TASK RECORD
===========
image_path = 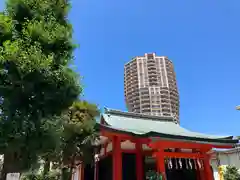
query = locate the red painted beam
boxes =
[151,140,234,150]
[101,129,233,151]
[153,152,205,159]
[149,140,213,151]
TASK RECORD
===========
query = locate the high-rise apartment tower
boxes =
[124,53,180,122]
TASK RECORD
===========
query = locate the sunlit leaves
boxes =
[0,40,53,72]
[0,13,13,42]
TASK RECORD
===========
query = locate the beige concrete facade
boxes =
[210,147,240,180]
[124,53,179,122]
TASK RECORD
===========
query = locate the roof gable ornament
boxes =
[104,108,177,123]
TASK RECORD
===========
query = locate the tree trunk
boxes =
[60,155,76,180]
[0,153,20,180]
[43,158,50,177]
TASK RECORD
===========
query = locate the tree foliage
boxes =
[146,170,162,180]
[61,101,99,165]
[35,101,100,180]
[0,0,81,178]
[224,166,240,180]
[59,101,99,180]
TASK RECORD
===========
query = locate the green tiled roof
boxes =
[99,108,238,146]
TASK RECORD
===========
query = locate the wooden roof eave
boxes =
[99,123,238,149]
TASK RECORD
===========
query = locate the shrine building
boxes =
[75,108,238,180]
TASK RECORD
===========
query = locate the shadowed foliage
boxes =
[224,166,240,180]
[0,0,81,179]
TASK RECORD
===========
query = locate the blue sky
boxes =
[1,0,240,136]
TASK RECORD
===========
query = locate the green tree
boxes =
[146,170,162,180]
[0,0,81,178]
[39,101,99,180]
[60,100,99,180]
[224,166,240,180]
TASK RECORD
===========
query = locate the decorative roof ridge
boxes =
[103,107,178,124]
[211,146,240,154]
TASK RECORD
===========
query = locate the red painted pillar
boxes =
[156,151,166,180]
[199,165,205,180]
[80,164,85,180]
[136,141,143,180]
[104,143,107,156]
[112,136,122,180]
[203,155,213,180]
